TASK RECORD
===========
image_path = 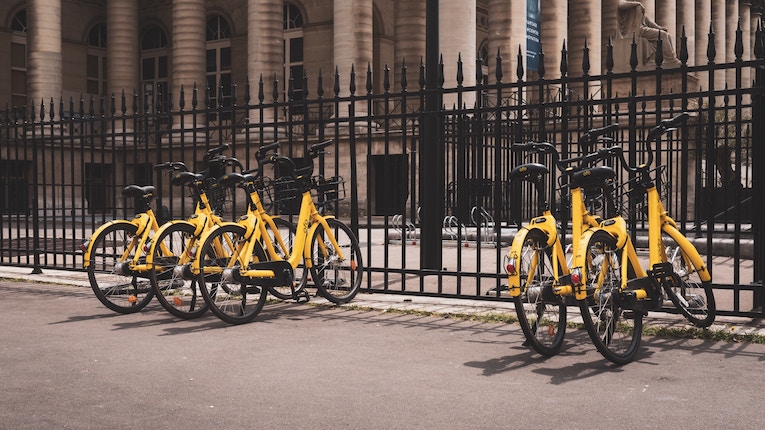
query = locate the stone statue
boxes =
[613,0,681,72]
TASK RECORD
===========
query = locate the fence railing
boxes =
[1,29,763,318]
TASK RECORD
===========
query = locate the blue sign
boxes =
[526,0,541,72]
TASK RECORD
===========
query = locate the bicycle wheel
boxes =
[197,224,268,325]
[266,217,308,300]
[309,218,363,304]
[580,230,643,365]
[86,222,155,314]
[662,234,716,328]
[512,228,567,357]
[149,222,208,319]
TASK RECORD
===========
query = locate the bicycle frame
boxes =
[197,188,340,280]
[580,178,711,299]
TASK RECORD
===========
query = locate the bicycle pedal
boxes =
[294,290,311,303]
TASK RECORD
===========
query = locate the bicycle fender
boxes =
[526,215,558,248]
[239,214,259,240]
[662,225,712,282]
[506,226,532,297]
[598,217,629,249]
[82,219,140,268]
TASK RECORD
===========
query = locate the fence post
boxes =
[752,22,765,310]
[420,0,443,270]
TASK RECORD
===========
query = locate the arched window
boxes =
[10,9,27,107]
[141,25,169,112]
[206,14,232,113]
[87,23,107,95]
[478,39,489,85]
[284,3,304,106]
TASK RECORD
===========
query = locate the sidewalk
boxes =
[1,264,763,338]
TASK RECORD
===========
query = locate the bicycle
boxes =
[506,124,619,356]
[211,141,309,301]
[575,113,716,364]
[81,166,175,314]
[194,140,363,324]
[145,144,242,319]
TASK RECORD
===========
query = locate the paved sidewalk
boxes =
[1,264,763,338]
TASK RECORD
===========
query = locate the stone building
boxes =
[1,1,763,111]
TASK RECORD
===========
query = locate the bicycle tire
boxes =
[149,222,209,319]
[579,230,643,365]
[86,222,155,313]
[266,217,308,300]
[309,218,363,304]
[662,233,716,328]
[512,228,567,357]
[197,224,268,325]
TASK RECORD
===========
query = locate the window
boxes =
[140,25,169,112]
[87,23,107,95]
[10,9,27,108]
[84,163,113,213]
[0,160,29,214]
[284,3,304,111]
[206,15,232,119]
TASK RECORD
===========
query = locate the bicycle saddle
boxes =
[569,165,616,189]
[122,185,155,198]
[509,163,548,182]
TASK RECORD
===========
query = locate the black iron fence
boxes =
[2,27,764,318]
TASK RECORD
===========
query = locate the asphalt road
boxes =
[1,280,764,430]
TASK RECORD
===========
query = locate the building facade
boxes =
[1,0,763,112]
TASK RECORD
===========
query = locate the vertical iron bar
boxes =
[421,0,443,270]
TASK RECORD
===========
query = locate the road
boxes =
[1,280,763,429]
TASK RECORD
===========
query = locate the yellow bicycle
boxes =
[506,124,619,356]
[194,140,363,324]
[146,145,240,319]
[81,163,177,313]
[576,113,715,364]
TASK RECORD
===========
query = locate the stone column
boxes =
[568,0,601,76]
[487,0,524,83]
[725,0,740,87]
[27,0,62,110]
[440,0,476,107]
[393,1,426,92]
[107,0,139,100]
[602,0,619,72]
[712,0,727,89]
[655,1,677,46]
[695,0,711,78]
[172,0,206,116]
[248,0,282,123]
[677,0,695,66]
[334,0,373,106]
[541,0,567,78]
[741,2,752,104]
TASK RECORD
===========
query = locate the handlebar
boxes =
[579,123,619,149]
[154,161,189,172]
[203,144,230,161]
[624,112,689,173]
[308,139,333,156]
[512,124,619,174]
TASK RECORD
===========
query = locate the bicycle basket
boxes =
[618,165,669,220]
[311,175,346,207]
[271,175,301,214]
[204,177,232,214]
